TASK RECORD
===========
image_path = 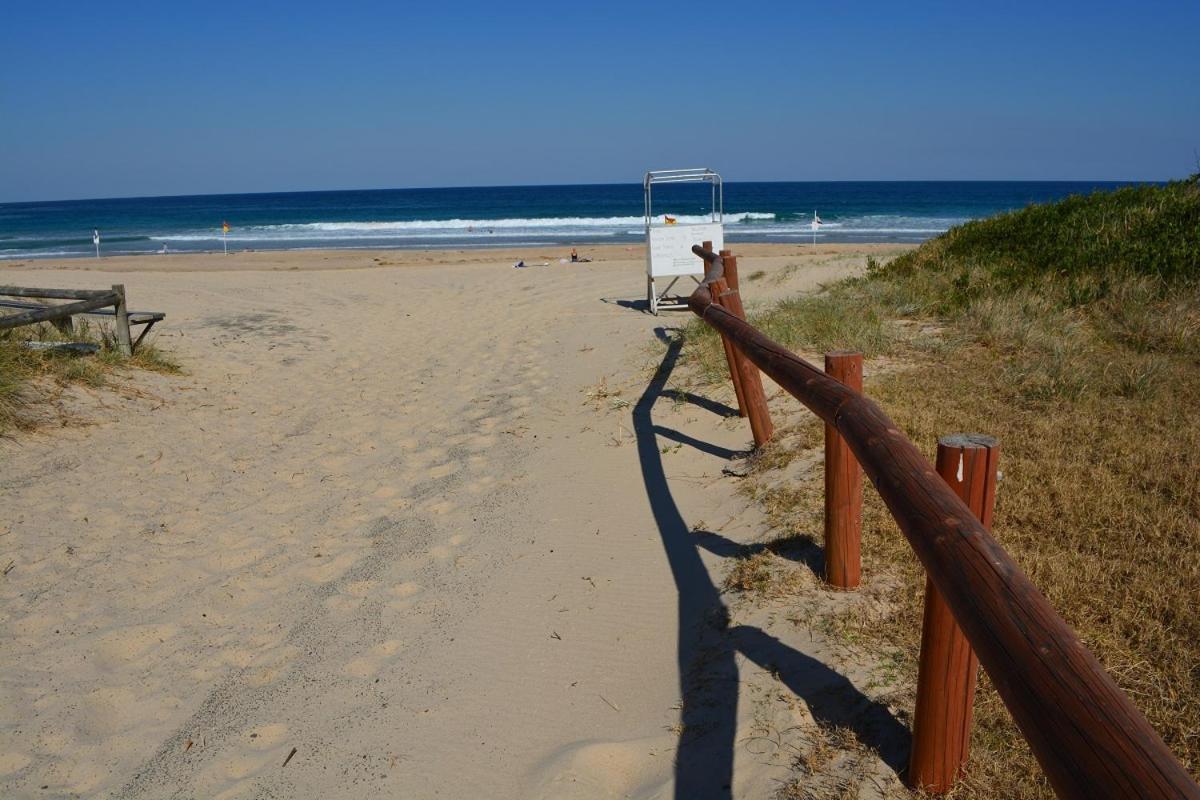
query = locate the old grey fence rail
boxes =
[0,284,157,355]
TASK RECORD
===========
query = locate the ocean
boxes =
[0,181,1146,260]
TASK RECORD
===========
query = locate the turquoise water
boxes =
[0,181,1147,259]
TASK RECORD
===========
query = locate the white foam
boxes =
[155,212,781,242]
[0,250,80,259]
[4,210,970,258]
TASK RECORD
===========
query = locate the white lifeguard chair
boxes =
[644,168,723,314]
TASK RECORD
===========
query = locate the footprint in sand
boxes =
[424,499,456,516]
[323,580,377,612]
[389,581,422,599]
[427,461,461,479]
[386,582,423,613]
[205,543,271,572]
[59,757,110,795]
[93,623,180,670]
[300,550,360,584]
[245,645,301,688]
[243,722,289,750]
[465,434,497,452]
[429,533,468,561]
[0,752,31,776]
[200,750,278,788]
[341,579,377,597]
[464,473,496,493]
[81,685,179,736]
[341,639,404,678]
[418,446,448,465]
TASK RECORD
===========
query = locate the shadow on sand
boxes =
[633,328,908,798]
[600,296,700,316]
[692,530,826,583]
[600,296,653,314]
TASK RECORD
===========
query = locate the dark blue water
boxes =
[0,181,1148,259]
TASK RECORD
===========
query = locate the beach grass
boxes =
[0,319,178,434]
[691,176,1200,797]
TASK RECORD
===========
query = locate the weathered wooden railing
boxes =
[0,285,142,355]
[688,245,1199,798]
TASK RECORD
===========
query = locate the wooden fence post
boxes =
[720,248,738,290]
[51,308,74,336]
[112,284,133,356]
[823,351,863,589]
[908,434,999,792]
[713,255,773,447]
[704,241,747,417]
[717,247,749,418]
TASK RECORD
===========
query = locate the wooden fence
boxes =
[687,244,1199,798]
[0,285,143,355]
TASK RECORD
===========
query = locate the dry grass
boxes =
[855,339,1200,798]
[689,179,1200,796]
[724,551,776,594]
[0,318,178,434]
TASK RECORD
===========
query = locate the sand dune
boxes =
[0,244,910,798]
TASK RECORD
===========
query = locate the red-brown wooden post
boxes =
[705,241,748,417]
[908,434,999,792]
[720,248,738,291]
[823,351,863,589]
[713,262,773,447]
[718,248,749,417]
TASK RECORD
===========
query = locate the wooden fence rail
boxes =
[686,245,1199,799]
[0,285,144,355]
[0,292,119,331]
[0,286,116,301]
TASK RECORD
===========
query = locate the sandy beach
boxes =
[1,244,911,798]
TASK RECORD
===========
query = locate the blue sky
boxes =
[2,0,1197,201]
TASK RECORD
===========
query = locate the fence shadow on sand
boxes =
[632,327,909,799]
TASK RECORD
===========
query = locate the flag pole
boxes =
[94,229,101,259]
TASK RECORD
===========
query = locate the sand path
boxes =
[1,246,906,798]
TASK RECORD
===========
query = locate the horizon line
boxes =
[1,177,1169,207]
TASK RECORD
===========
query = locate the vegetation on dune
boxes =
[0,319,178,434]
[894,174,1200,291]
[683,177,1200,798]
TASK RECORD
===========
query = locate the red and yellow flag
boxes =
[222,221,230,234]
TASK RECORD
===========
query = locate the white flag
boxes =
[93,229,100,245]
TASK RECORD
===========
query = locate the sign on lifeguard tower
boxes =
[644,168,723,314]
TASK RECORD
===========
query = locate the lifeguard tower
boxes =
[644,168,723,314]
